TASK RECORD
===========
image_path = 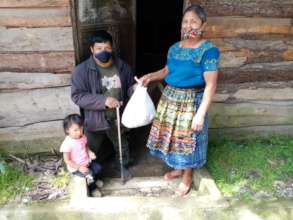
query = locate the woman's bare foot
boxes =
[174,169,192,196]
[164,169,183,181]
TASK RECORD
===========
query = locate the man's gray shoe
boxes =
[91,188,102,197]
[95,179,104,188]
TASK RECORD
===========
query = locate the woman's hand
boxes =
[139,74,152,87]
[191,113,205,132]
[137,66,168,87]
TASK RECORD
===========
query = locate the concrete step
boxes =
[101,176,189,197]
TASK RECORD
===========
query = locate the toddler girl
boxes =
[60,114,102,187]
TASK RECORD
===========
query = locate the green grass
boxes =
[51,168,70,189]
[207,135,293,198]
[0,157,33,205]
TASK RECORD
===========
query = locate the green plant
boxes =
[207,135,293,198]
[0,160,33,204]
[51,168,70,189]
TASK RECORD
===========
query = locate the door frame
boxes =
[70,0,136,66]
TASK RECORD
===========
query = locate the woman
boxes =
[140,4,220,196]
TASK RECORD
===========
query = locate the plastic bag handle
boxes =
[134,76,142,85]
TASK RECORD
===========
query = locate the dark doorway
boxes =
[128,0,184,177]
[136,0,183,76]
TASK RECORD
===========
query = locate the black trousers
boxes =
[85,122,130,166]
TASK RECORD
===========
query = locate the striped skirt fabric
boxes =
[147,85,208,169]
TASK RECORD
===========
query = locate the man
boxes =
[71,30,135,179]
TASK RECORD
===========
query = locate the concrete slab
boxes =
[101,176,183,197]
[68,168,226,213]
[1,197,292,220]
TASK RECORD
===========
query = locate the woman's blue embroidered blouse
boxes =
[165,40,220,88]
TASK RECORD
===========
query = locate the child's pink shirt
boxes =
[60,135,90,172]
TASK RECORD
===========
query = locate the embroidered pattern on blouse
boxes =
[167,41,216,64]
[203,58,219,71]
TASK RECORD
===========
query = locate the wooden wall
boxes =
[186,0,293,137]
[0,0,78,153]
[0,0,292,153]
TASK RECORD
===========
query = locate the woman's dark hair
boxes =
[183,4,207,23]
[63,114,84,134]
[89,30,113,47]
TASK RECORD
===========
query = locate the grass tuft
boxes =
[51,168,70,189]
[0,157,33,205]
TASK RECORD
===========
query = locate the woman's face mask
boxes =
[182,28,203,40]
[94,50,112,63]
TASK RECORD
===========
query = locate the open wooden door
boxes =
[71,0,136,67]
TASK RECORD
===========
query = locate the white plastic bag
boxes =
[122,84,156,128]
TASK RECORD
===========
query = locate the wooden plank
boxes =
[0,0,70,8]
[220,51,248,68]
[0,72,71,90]
[0,8,71,27]
[0,121,64,154]
[220,50,293,68]
[221,38,291,51]
[232,61,293,72]
[186,0,293,18]
[283,49,293,60]
[210,39,236,52]
[0,27,74,52]
[213,38,293,67]
[209,101,293,128]
[0,52,75,73]
[212,35,293,52]
[205,17,292,38]
[214,82,293,103]
[220,61,293,83]
[220,70,293,84]
[0,121,63,142]
[0,87,79,127]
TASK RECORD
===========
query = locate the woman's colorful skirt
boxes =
[147,85,208,169]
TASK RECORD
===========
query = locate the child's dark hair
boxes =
[63,114,84,134]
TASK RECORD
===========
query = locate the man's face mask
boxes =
[94,50,112,63]
[182,28,203,40]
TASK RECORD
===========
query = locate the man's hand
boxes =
[105,97,120,108]
[78,165,89,174]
